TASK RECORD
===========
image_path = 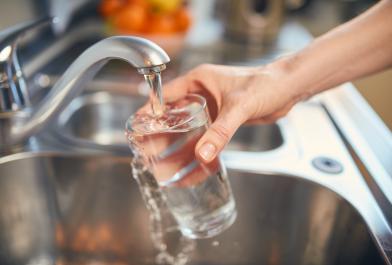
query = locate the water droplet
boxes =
[212,240,220,247]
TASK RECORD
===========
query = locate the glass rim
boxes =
[126,93,208,134]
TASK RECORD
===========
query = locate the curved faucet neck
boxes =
[6,36,170,146]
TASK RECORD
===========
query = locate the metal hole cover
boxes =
[311,156,344,174]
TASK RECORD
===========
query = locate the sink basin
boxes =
[56,91,147,151]
[227,124,283,152]
[56,91,283,153]
[0,153,385,265]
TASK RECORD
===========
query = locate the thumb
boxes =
[196,103,247,163]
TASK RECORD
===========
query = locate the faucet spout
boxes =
[5,36,170,146]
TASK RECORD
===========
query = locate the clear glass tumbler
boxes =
[126,94,237,238]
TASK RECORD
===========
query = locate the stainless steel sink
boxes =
[228,124,283,151]
[3,20,389,265]
[55,91,283,153]
[55,91,147,152]
[0,153,385,265]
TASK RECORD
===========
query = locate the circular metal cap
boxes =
[312,156,344,174]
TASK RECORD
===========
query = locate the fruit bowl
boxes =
[100,0,191,58]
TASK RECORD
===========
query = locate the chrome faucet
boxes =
[0,17,52,112]
[0,19,170,147]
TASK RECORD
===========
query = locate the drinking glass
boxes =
[126,94,237,238]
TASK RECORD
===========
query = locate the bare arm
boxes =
[163,0,392,163]
[277,0,392,100]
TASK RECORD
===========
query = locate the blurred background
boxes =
[0,0,390,129]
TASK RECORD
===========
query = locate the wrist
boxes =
[265,54,313,104]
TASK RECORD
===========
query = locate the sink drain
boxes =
[311,156,343,174]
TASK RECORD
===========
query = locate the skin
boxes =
[163,0,392,164]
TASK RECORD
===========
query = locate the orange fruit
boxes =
[146,13,177,34]
[99,0,124,17]
[126,0,150,9]
[112,4,148,33]
[174,8,191,32]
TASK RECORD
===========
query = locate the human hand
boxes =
[159,0,392,164]
[163,63,306,164]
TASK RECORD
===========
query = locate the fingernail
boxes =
[199,143,216,162]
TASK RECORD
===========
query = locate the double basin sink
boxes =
[0,87,389,265]
[0,28,391,265]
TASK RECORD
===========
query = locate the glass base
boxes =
[179,203,237,239]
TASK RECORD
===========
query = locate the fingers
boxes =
[162,67,221,119]
[195,102,248,163]
[136,76,189,114]
[162,76,190,102]
[162,64,214,102]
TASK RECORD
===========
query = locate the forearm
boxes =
[275,0,392,99]
[168,1,392,160]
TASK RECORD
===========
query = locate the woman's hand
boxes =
[163,0,392,164]
[162,63,305,164]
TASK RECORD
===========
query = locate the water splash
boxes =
[131,160,195,265]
